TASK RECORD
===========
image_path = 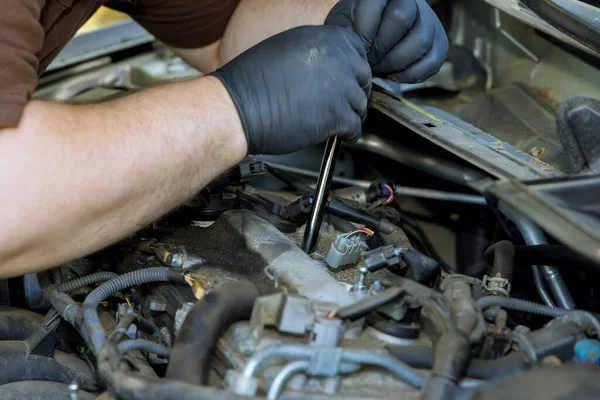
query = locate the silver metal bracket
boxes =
[482,275,512,297]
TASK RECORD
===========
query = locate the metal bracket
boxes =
[482,275,512,297]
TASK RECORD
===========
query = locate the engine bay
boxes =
[5,1,600,399]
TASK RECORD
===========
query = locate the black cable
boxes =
[82,267,184,354]
[329,215,357,233]
[335,287,404,321]
[56,271,119,293]
[264,164,313,194]
[477,296,570,318]
[327,198,398,234]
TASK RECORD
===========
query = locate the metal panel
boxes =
[369,91,562,181]
[487,177,600,266]
[484,0,600,58]
[47,20,154,72]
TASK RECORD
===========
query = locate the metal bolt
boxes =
[352,266,369,296]
[154,246,186,269]
[358,267,368,287]
[166,252,186,269]
[69,382,79,400]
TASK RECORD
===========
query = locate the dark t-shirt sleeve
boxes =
[106,0,240,49]
[0,0,45,127]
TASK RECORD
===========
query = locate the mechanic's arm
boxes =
[171,0,338,71]
[0,26,370,278]
[0,77,245,278]
[172,0,448,85]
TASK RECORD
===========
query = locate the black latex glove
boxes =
[325,0,448,83]
[211,26,371,155]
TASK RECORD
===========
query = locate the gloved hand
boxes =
[211,26,371,155]
[325,0,448,83]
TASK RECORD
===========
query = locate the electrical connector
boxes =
[368,180,396,202]
[364,245,405,272]
[325,233,366,269]
[238,160,266,181]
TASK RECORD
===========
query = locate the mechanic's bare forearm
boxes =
[0,77,246,278]
[219,0,338,65]
[173,0,338,72]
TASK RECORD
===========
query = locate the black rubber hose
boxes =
[118,339,171,358]
[327,198,397,234]
[0,308,43,340]
[55,271,119,293]
[83,267,184,354]
[387,345,529,380]
[421,331,471,400]
[485,245,600,273]
[455,219,490,277]
[477,296,570,318]
[329,215,357,233]
[335,286,404,321]
[265,164,313,194]
[0,342,98,391]
[403,248,440,285]
[166,280,260,385]
[395,214,456,274]
[485,241,516,281]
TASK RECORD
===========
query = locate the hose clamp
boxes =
[482,275,512,297]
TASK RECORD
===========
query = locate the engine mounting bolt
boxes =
[353,266,368,295]
[358,267,368,287]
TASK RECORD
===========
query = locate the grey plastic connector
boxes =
[226,369,260,396]
[239,159,266,181]
[310,318,343,347]
[325,234,365,269]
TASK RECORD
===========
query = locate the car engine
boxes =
[5,1,600,399]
